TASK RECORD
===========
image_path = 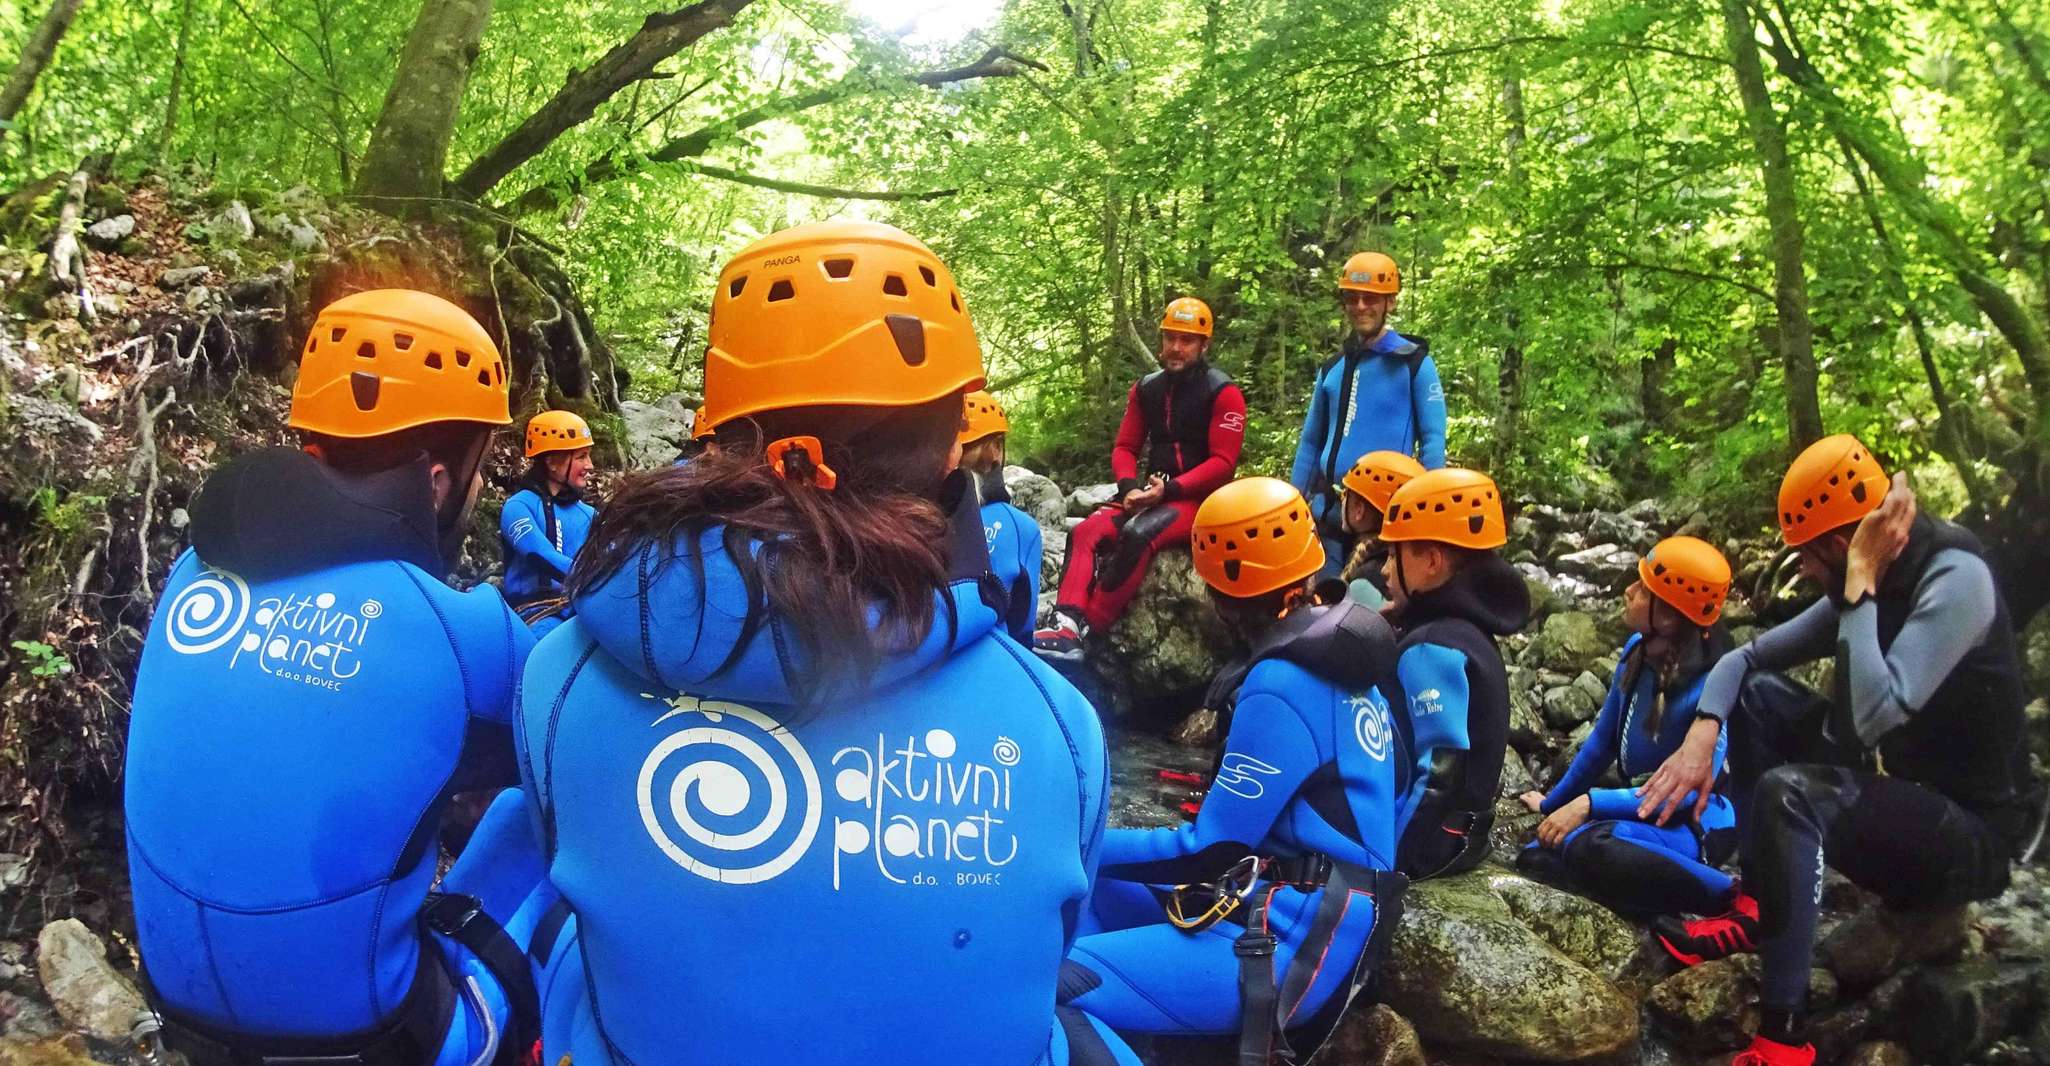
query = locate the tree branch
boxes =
[453,0,757,199]
[687,162,954,200]
[500,46,1042,217]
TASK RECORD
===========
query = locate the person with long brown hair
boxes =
[514,221,1132,1066]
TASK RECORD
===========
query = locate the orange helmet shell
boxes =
[1191,477,1325,598]
[1381,467,1506,549]
[1161,296,1214,337]
[1338,252,1400,295]
[1639,536,1732,626]
[289,289,509,438]
[525,410,593,458]
[702,221,984,430]
[960,390,1010,444]
[1342,450,1427,513]
[691,404,715,441]
[1778,434,1889,546]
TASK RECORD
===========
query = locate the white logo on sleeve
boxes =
[164,566,378,692]
[1220,411,1246,434]
[1410,688,1445,716]
[1214,753,1283,799]
[510,517,537,541]
[1351,694,1392,762]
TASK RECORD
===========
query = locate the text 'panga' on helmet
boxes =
[702,221,985,429]
[525,410,593,458]
[960,390,1009,444]
[289,289,510,438]
[1338,252,1400,295]
[1778,434,1889,546]
[1343,450,1427,513]
[1161,296,1213,338]
[1381,467,1506,549]
[1640,536,1732,626]
[1191,477,1325,598]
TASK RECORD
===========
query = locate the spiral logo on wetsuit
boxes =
[1352,695,1392,763]
[165,568,251,655]
[637,697,822,885]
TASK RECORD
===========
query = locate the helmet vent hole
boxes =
[951,291,962,312]
[305,336,316,354]
[1225,540,1237,551]
[767,279,796,302]
[477,370,491,386]
[884,313,926,366]
[1850,482,1868,503]
[356,341,377,360]
[823,258,855,279]
[1245,528,1259,539]
[1271,527,1284,538]
[1433,503,1446,512]
[1468,515,1485,535]
[350,371,380,411]
[425,352,443,370]
[729,276,748,298]
[883,274,909,297]
[456,349,473,368]
[494,363,505,384]
[1289,510,1298,521]
[393,332,414,351]
[1224,560,1243,582]
[919,266,937,287]
[330,327,346,343]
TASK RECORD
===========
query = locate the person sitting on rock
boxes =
[1064,476,1408,1062]
[1514,536,1740,919]
[125,290,547,1066]
[959,389,1044,641]
[502,409,597,637]
[1632,435,2035,1066]
[1033,296,1246,661]
[1290,252,1447,576]
[518,221,1132,1066]
[1331,449,1426,608]
[1379,467,1530,880]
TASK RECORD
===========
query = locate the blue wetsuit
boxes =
[978,467,1044,642]
[126,448,539,1065]
[499,482,595,608]
[516,472,1132,1066]
[1289,330,1446,573]
[1386,554,1529,880]
[1066,602,1407,1046]
[1517,633,1738,916]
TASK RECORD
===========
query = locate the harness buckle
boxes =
[421,892,483,937]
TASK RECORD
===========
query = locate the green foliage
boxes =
[10,639,73,679]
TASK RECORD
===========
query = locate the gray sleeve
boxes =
[1839,549,1996,747]
[1696,597,1840,721]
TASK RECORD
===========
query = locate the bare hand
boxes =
[1844,472,1916,601]
[1536,795,1590,849]
[1124,475,1168,509]
[1518,790,1545,814]
[1636,716,1721,826]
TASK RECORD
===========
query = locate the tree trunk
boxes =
[156,0,195,168]
[353,0,495,202]
[1495,72,1528,464]
[452,0,754,200]
[1722,0,1825,449]
[0,0,86,144]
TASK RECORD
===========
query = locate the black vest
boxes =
[1836,515,2034,840]
[1134,364,1232,479]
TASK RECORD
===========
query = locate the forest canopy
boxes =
[5,0,2048,609]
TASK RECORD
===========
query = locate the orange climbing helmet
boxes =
[960,390,1009,444]
[289,289,510,438]
[524,410,593,458]
[701,221,984,430]
[1639,536,1732,626]
[1342,450,1427,514]
[1161,296,1214,338]
[1191,477,1326,598]
[1778,434,1889,546]
[1338,252,1400,295]
[1381,467,1506,549]
[691,404,715,440]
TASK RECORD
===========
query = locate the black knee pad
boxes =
[1562,823,1730,918]
[1093,505,1177,592]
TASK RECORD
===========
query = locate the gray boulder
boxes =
[1893,960,2046,1064]
[1647,956,1759,1050]
[212,200,256,243]
[1491,873,1645,982]
[1318,1003,1427,1066]
[35,919,146,1042]
[84,214,135,245]
[1067,483,1117,515]
[1557,543,1641,589]
[1541,683,1599,730]
[1380,867,1639,1062]
[1523,611,1609,673]
[1090,549,1234,713]
[620,395,692,467]
[159,265,209,289]
[1002,465,1068,531]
